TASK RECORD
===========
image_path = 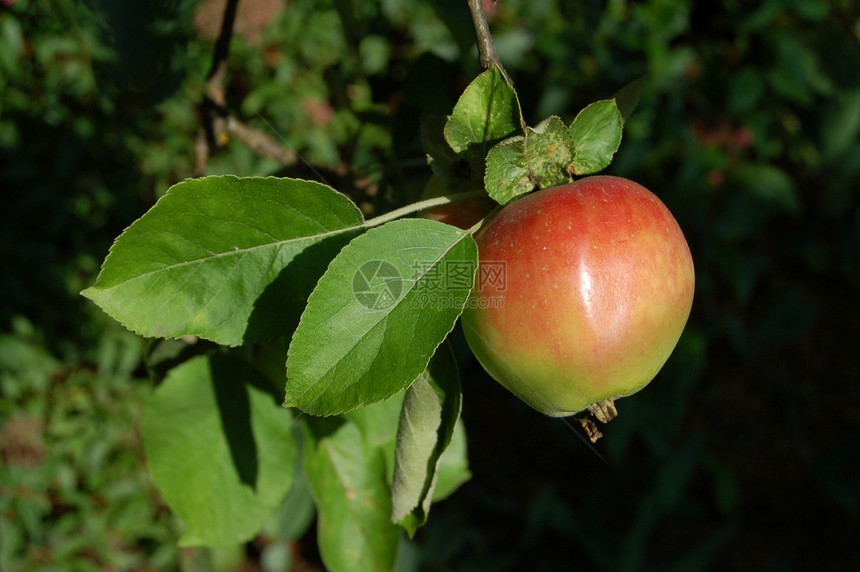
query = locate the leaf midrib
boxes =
[288,232,473,411]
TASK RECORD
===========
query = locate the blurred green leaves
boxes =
[0,318,178,570]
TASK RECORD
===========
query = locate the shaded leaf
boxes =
[422,114,483,195]
[304,417,399,572]
[613,76,646,122]
[346,391,406,484]
[569,100,623,175]
[82,176,364,346]
[285,219,477,416]
[141,354,296,547]
[734,163,801,214]
[391,341,462,536]
[432,418,471,501]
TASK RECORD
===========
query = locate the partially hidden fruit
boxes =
[461,175,694,424]
[419,176,496,230]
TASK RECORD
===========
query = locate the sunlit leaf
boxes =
[524,116,573,189]
[83,176,364,346]
[484,135,531,204]
[444,66,522,156]
[484,116,573,204]
[569,100,623,175]
[285,219,477,416]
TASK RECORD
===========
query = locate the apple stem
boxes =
[577,398,618,443]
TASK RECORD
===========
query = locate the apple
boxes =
[461,175,694,424]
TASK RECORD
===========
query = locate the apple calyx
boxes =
[576,398,618,442]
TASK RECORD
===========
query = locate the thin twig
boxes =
[466,0,511,83]
[226,116,297,166]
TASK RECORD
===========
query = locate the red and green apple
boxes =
[461,175,695,425]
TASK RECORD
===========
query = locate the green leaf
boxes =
[484,135,532,205]
[346,391,406,484]
[524,116,574,189]
[391,340,462,537]
[140,354,296,547]
[432,418,471,501]
[424,67,523,195]
[262,464,316,543]
[484,116,573,204]
[569,99,624,175]
[285,218,477,416]
[444,67,522,156]
[82,176,364,346]
[304,417,399,572]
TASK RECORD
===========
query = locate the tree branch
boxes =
[197,0,241,175]
[205,0,240,106]
[466,0,511,83]
[195,0,299,173]
[226,116,297,166]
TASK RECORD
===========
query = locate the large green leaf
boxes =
[304,417,400,572]
[346,391,405,484]
[82,176,364,346]
[390,340,462,537]
[140,354,296,547]
[285,218,477,416]
[569,99,624,175]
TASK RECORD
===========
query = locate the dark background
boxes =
[1,0,858,570]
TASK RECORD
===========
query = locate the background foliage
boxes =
[2,0,859,570]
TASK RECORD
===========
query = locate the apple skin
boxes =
[461,175,695,417]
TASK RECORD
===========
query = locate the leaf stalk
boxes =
[364,191,488,228]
